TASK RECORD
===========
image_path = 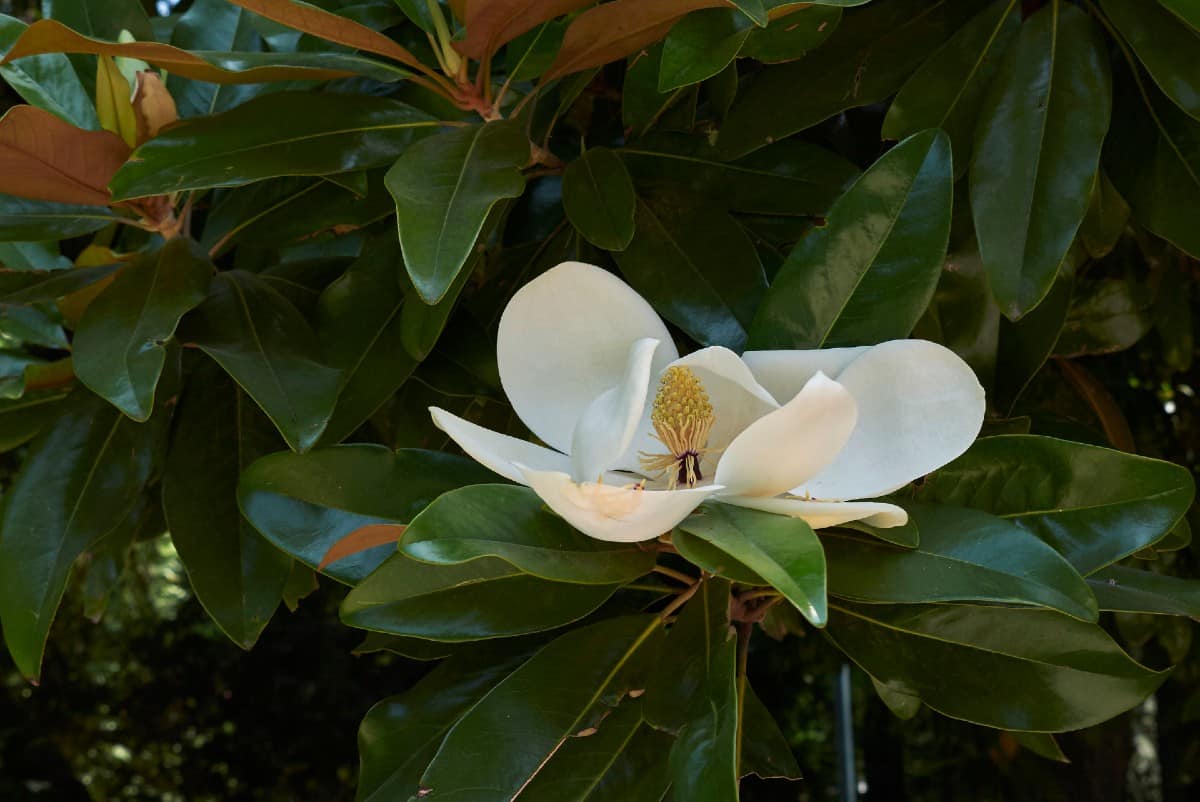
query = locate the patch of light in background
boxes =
[157,0,183,16]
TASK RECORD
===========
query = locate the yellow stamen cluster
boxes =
[640,366,716,489]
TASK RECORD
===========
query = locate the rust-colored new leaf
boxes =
[225,0,423,69]
[457,0,594,63]
[545,0,729,79]
[0,20,362,85]
[0,106,130,206]
[317,524,407,571]
[132,72,179,145]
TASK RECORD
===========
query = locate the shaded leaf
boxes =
[659,9,753,92]
[1088,565,1200,619]
[562,146,637,250]
[1102,0,1200,122]
[738,5,841,63]
[0,14,98,130]
[0,197,117,241]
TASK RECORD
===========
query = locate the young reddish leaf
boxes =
[0,105,129,206]
[224,0,424,69]
[132,71,179,145]
[457,0,593,62]
[0,19,363,85]
[318,523,407,571]
[545,0,729,79]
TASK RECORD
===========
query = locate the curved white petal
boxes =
[571,338,659,482]
[798,340,985,501]
[620,346,779,475]
[741,347,869,403]
[714,372,857,498]
[430,407,573,484]
[518,466,721,543]
[721,495,909,529]
[497,262,678,454]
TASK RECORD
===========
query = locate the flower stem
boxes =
[652,565,695,585]
[659,576,703,619]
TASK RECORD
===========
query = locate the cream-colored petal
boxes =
[518,466,722,543]
[721,494,909,529]
[497,261,678,454]
[741,346,870,403]
[619,345,779,475]
[430,407,573,484]
[570,338,659,482]
[714,372,857,498]
[798,340,985,501]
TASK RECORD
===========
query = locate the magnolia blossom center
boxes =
[639,366,716,489]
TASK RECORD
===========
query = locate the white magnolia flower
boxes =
[430,262,985,543]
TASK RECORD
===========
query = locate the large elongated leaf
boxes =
[916,435,1195,575]
[177,270,341,453]
[718,0,982,158]
[882,0,1019,175]
[562,146,637,250]
[1088,565,1200,619]
[0,390,160,680]
[110,93,438,200]
[970,1,1111,319]
[43,0,153,41]
[73,239,212,421]
[0,261,121,303]
[0,105,128,206]
[0,197,117,241]
[679,503,826,626]
[456,0,591,62]
[824,503,1097,621]
[0,15,98,130]
[1102,0,1200,122]
[613,193,767,351]
[659,9,753,92]
[749,129,953,349]
[402,484,656,584]
[387,120,528,304]
[826,602,1168,732]
[416,615,664,799]
[168,0,265,119]
[163,362,292,650]
[238,445,497,584]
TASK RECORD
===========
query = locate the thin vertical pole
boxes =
[834,663,858,802]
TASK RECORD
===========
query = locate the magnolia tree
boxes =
[0,0,1198,798]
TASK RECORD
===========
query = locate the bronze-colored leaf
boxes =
[457,0,593,63]
[318,523,407,571]
[132,71,179,145]
[0,106,129,207]
[545,0,729,79]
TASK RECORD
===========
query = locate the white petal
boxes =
[714,372,857,498]
[497,262,678,454]
[518,466,721,543]
[430,407,573,484]
[741,347,869,403]
[619,346,779,474]
[571,338,659,482]
[798,340,985,501]
[722,495,909,529]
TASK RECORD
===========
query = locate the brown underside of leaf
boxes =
[133,72,180,145]
[545,0,730,79]
[0,105,130,206]
[1055,358,1136,453]
[318,524,407,571]
[0,19,359,85]
[457,0,594,62]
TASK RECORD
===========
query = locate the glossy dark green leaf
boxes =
[163,362,292,649]
[970,1,1111,319]
[1079,172,1130,259]
[917,435,1195,575]
[1055,278,1153,357]
[417,615,664,800]
[659,9,752,92]
[0,198,117,242]
[316,236,418,445]
[402,484,657,584]
[882,0,1019,176]
[749,129,953,350]
[0,241,69,271]
[0,304,66,348]
[740,683,802,780]
[837,514,921,549]
[169,0,265,119]
[0,390,160,680]
[614,194,766,351]
[355,646,532,802]
[79,501,140,622]
[74,239,212,421]
[872,676,922,720]
[0,14,98,130]
[0,390,69,452]
[680,503,826,626]
[562,146,637,250]
[827,602,1168,732]
[824,503,1098,621]
[1102,0,1200,122]
[388,120,528,304]
[738,5,841,63]
[1011,731,1070,763]
[177,270,341,453]
[622,44,681,136]
[44,0,153,41]
[109,92,440,200]
[674,529,767,586]
[621,134,859,217]
[352,631,458,662]
[993,271,1073,413]
[1088,565,1200,619]
[341,551,620,641]
[718,0,982,158]
[516,702,674,802]
[238,445,495,584]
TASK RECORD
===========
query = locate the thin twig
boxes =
[653,564,696,586]
[659,577,703,619]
